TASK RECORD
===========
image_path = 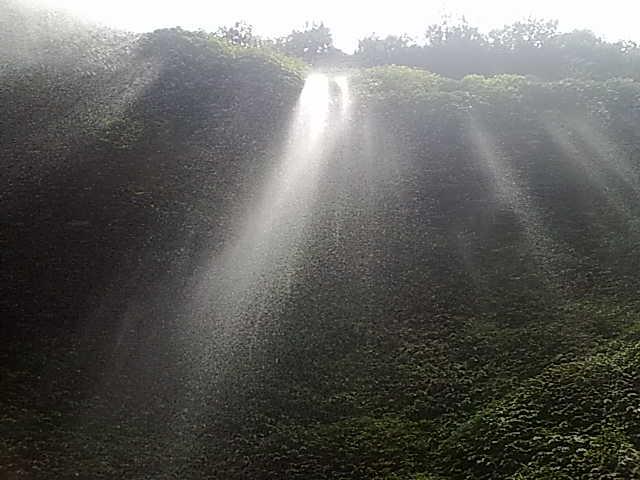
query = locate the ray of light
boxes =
[3,36,163,192]
[540,113,640,228]
[468,118,573,295]
[115,73,357,464]
[165,72,355,418]
[570,116,640,192]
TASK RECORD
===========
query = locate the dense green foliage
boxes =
[213,16,640,80]
[2,12,304,325]
[2,2,640,479]
[355,19,640,80]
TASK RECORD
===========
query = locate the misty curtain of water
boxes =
[174,74,355,381]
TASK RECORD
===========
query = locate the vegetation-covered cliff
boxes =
[2,2,640,478]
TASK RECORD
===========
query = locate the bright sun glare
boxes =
[30,0,640,52]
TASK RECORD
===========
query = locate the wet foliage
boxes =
[2,3,640,479]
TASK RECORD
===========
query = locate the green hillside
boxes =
[2,3,640,478]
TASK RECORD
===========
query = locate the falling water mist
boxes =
[183,73,353,382]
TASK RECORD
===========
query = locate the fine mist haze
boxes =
[2,1,640,479]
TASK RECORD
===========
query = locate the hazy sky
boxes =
[32,0,640,52]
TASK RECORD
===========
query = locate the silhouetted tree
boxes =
[421,18,492,77]
[353,18,640,80]
[215,21,260,47]
[424,17,485,47]
[277,22,336,63]
[356,34,416,66]
[489,18,558,50]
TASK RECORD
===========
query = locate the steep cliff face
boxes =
[1,17,304,331]
[2,5,640,479]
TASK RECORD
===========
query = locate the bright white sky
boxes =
[32,0,640,52]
